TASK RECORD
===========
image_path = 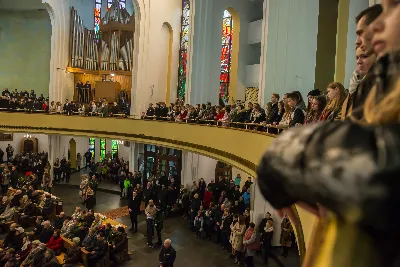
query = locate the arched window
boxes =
[219,10,233,106]
[94,0,102,39]
[177,0,191,100]
[100,139,106,161]
[89,138,96,158]
[111,140,119,158]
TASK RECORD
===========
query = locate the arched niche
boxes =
[160,22,174,104]
[69,138,77,169]
[21,137,38,154]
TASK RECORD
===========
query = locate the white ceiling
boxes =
[0,0,45,10]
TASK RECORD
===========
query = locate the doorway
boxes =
[143,145,182,185]
[69,138,77,169]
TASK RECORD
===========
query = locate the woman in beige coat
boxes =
[230,215,247,264]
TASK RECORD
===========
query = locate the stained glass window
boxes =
[219,10,233,106]
[89,138,95,158]
[100,139,106,161]
[177,0,191,100]
[111,140,119,159]
[94,0,102,40]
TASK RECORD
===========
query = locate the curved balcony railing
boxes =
[0,110,315,265]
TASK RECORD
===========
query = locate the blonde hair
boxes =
[364,75,400,124]
[323,82,347,114]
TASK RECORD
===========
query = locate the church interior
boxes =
[0,0,398,267]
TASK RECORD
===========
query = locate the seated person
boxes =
[19,198,36,226]
[0,196,8,215]
[41,195,53,219]
[38,248,59,267]
[0,248,16,267]
[6,227,24,251]
[46,229,62,254]
[33,216,44,238]
[87,232,108,267]
[110,102,121,116]
[84,209,95,228]
[110,227,129,264]
[20,240,42,267]
[0,204,16,225]
[63,237,81,267]
[60,216,73,236]
[15,234,35,265]
[1,223,17,248]
[53,212,66,230]
[82,228,97,249]
[38,221,54,244]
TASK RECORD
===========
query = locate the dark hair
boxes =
[355,4,382,25]
[249,222,255,228]
[97,231,105,237]
[287,93,300,103]
[272,93,280,100]
[292,91,304,104]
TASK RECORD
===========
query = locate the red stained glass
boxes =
[177,0,190,100]
[219,10,233,105]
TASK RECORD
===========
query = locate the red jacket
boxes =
[46,236,63,251]
[202,191,213,209]
[215,111,225,120]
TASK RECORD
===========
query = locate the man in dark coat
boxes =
[38,220,54,244]
[128,191,141,233]
[159,239,176,267]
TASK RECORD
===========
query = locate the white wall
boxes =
[262,0,319,104]
[190,0,259,104]
[0,133,49,155]
[132,0,182,114]
[245,64,261,88]
[248,20,262,44]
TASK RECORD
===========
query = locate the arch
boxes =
[160,22,174,104]
[219,7,240,105]
[69,138,77,169]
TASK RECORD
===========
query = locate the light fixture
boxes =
[24,134,32,138]
[117,140,124,145]
[111,73,115,77]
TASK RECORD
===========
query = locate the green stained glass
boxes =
[89,138,96,158]
[112,140,119,159]
[100,139,106,161]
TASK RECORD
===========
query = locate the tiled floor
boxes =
[51,185,301,267]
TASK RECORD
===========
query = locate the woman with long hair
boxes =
[320,82,347,121]
[305,95,327,124]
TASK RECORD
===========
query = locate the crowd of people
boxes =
[257,2,400,267]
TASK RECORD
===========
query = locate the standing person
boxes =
[64,161,71,183]
[243,222,258,267]
[0,148,4,163]
[159,239,176,267]
[84,81,91,103]
[234,174,241,187]
[10,166,18,189]
[155,207,164,246]
[261,219,274,265]
[231,215,246,265]
[84,150,92,168]
[53,159,60,183]
[123,177,131,198]
[84,187,96,211]
[128,191,141,233]
[41,165,52,193]
[280,215,293,258]
[145,200,157,248]
[76,153,82,171]
[6,144,14,162]
[76,80,83,103]
[1,168,10,195]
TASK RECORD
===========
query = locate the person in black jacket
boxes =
[287,92,305,127]
[128,191,141,233]
[190,194,201,228]
[87,232,109,267]
[9,166,18,189]
[267,93,281,124]
[159,239,176,267]
[38,221,54,244]
[111,227,129,263]
[220,209,232,251]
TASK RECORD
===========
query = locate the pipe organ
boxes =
[68,1,135,75]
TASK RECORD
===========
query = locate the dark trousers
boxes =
[156,228,162,244]
[221,229,230,249]
[146,218,154,245]
[65,173,70,183]
[245,256,254,267]
[282,246,289,257]
[88,253,104,267]
[1,185,8,195]
[130,212,138,231]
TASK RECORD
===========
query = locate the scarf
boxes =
[349,70,363,95]
[21,240,31,251]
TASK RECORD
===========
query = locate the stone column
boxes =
[261,0,319,101]
[48,135,61,180]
